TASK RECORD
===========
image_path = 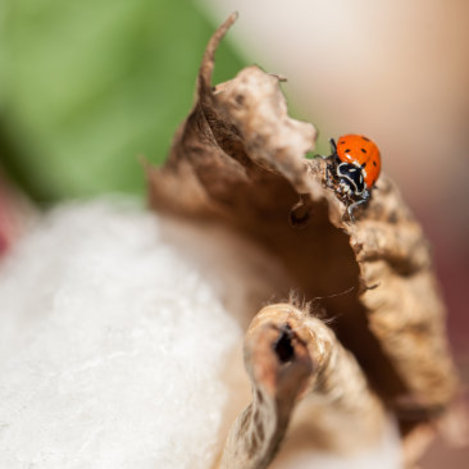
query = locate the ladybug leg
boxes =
[347,190,370,221]
[325,163,335,188]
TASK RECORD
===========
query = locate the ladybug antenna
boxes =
[329,138,337,153]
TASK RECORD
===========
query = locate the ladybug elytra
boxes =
[324,134,381,220]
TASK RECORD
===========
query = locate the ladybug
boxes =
[324,134,381,220]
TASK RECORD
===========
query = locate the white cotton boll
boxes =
[0,198,402,468]
[0,199,249,469]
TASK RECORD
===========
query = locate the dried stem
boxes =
[218,304,387,468]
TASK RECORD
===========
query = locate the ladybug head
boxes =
[336,162,366,197]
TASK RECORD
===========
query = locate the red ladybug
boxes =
[324,134,381,220]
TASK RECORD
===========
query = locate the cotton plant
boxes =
[0,14,460,469]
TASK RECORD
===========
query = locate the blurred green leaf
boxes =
[0,0,246,201]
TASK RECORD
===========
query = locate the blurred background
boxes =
[0,0,467,466]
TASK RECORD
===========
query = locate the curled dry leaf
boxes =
[147,13,460,466]
[219,304,387,469]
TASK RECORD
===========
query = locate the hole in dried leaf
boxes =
[274,324,295,363]
[289,200,311,228]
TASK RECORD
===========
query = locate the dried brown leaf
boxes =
[147,13,460,465]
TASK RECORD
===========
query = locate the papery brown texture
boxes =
[147,12,460,465]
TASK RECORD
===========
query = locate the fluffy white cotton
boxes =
[0,199,402,468]
[0,199,248,469]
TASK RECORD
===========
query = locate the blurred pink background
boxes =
[200,0,469,466]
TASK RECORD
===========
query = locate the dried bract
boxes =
[219,304,387,469]
[148,13,460,466]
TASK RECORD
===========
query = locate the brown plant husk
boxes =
[218,303,388,469]
[147,12,460,466]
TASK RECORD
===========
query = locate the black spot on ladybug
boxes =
[373,161,377,167]
[362,136,370,141]
[361,148,367,153]
[362,162,367,168]
[339,141,345,145]
[345,149,351,153]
